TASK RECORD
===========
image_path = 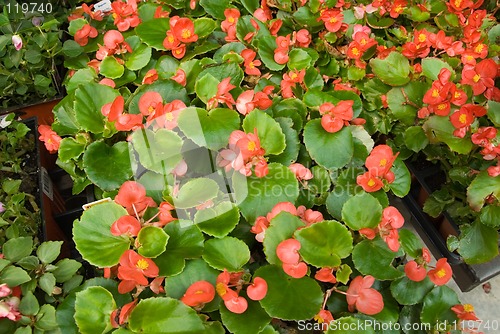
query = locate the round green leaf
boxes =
[304,120,354,170]
[404,126,429,152]
[100,56,124,79]
[458,220,499,264]
[390,276,434,305]
[74,83,119,134]
[128,297,205,334]
[342,192,382,230]
[178,107,240,151]
[399,229,423,259]
[480,205,500,228]
[195,202,240,238]
[420,286,459,325]
[263,212,306,265]
[386,82,427,125]
[173,178,219,209]
[199,0,230,19]
[467,172,500,211]
[243,110,286,155]
[421,57,455,81]
[369,51,411,86]
[257,35,286,71]
[83,141,133,191]
[198,62,244,88]
[423,116,473,154]
[352,238,404,280]
[389,157,411,198]
[0,266,31,287]
[273,98,307,132]
[19,291,39,316]
[288,48,312,70]
[255,265,323,321]
[233,163,299,223]
[3,237,33,262]
[74,286,116,334]
[125,43,151,71]
[52,259,82,283]
[220,293,271,334]
[131,128,183,176]
[73,202,130,267]
[295,220,353,268]
[137,226,169,258]
[326,316,375,334]
[195,73,219,104]
[194,17,217,39]
[269,117,300,166]
[58,138,85,163]
[155,220,204,277]
[135,18,170,50]
[203,237,250,272]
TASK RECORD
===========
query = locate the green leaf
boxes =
[74,286,116,334]
[389,157,411,197]
[269,117,300,165]
[386,82,427,125]
[195,73,219,104]
[135,18,170,50]
[257,36,286,71]
[39,273,56,295]
[263,212,306,265]
[203,237,250,271]
[131,128,183,176]
[342,192,382,230]
[199,0,230,19]
[273,98,307,132]
[173,178,219,209]
[255,265,323,320]
[399,305,427,334]
[370,52,411,86]
[129,80,189,113]
[100,56,124,79]
[399,229,423,258]
[458,221,499,264]
[73,202,131,267]
[194,17,217,39]
[137,226,169,258]
[52,94,80,135]
[233,163,299,223]
[487,100,500,126]
[391,276,435,306]
[304,120,354,170]
[352,238,404,280]
[195,202,240,238]
[467,172,500,211]
[3,237,33,262]
[404,126,429,152]
[220,293,272,334]
[156,221,204,277]
[243,110,286,155]
[19,291,39,316]
[83,141,133,191]
[35,304,59,331]
[74,83,119,134]
[295,220,353,268]
[36,241,62,264]
[66,68,97,94]
[423,116,473,154]
[336,264,352,284]
[125,43,152,71]
[198,62,244,88]
[420,286,459,325]
[0,266,31,287]
[58,138,86,162]
[421,57,455,81]
[177,107,240,151]
[52,259,82,283]
[480,205,500,228]
[128,297,205,333]
[288,48,312,70]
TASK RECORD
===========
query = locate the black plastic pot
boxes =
[402,159,500,292]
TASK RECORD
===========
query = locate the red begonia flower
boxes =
[180,281,216,307]
[356,172,384,192]
[451,304,479,321]
[427,258,453,285]
[346,275,384,315]
[276,239,301,264]
[139,91,163,116]
[115,181,147,208]
[171,17,198,43]
[315,268,337,283]
[247,277,268,301]
[117,250,159,287]
[404,260,427,282]
[38,125,62,154]
[282,261,308,278]
[110,215,142,236]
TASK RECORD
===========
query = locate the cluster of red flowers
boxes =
[346,275,384,315]
[38,125,62,154]
[405,248,454,286]
[221,9,239,42]
[0,284,21,322]
[206,78,236,110]
[250,201,323,242]
[215,270,268,314]
[318,8,345,33]
[111,0,140,32]
[346,25,378,67]
[163,17,198,59]
[359,206,405,252]
[472,127,500,177]
[96,30,132,62]
[217,129,269,178]
[356,145,399,193]
[235,86,274,116]
[319,100,354,133]
[276,238,308,278]
[280,69,305,99]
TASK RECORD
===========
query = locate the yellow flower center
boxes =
[473,74,481,82]
[181,29,192,39]
[379,158,387,167]
[459,114,467,124]
[249,62,255,68]
[418,34,427,43]
[360,38,367,45]
[228,17,235,23]
[247,141,257,151]
[352,47,360,56]
[454,91,461,99]
[165,113,174,122]
[290,73,298,80]
[329,17,337,23]
[136,259,149,270]
[367,179,376,187]
[314,315,325,323]
[454,0,462,7]
[437,104,446,110]
[432,89,439,98]
[395,5,403,12]
[195,290,205,295]
[463,304,474,313]
[436,268,446,278]
[216,283,227,296]
[474,44,484,53]
[168,35,175,43]
[112,13,117,19]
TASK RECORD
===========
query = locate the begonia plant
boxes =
[25,0,500,332]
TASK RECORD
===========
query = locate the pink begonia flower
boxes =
[12,35,22,50]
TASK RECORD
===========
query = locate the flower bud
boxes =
[12,35,22,51]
